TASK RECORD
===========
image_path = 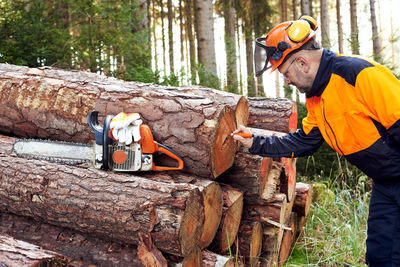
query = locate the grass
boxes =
[282,179,371,267]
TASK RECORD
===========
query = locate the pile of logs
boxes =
[0,63,313,267]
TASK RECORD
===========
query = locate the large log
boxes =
[141,173,223,249]
[219,146,275,204]
[0,234,68,267]
[161,85,249,127]
[247,128,296,202]
[0,135,204,257]
[278,213,296,266]
[247,97,297,133]
[0,64,236,178]
[0,212,145,267]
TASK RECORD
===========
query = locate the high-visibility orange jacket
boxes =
[250,49,400,180]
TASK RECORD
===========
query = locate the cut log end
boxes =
[216,185,244,253]
[212,106,236,178]
[199,182,223,249]
[235,96,249,127]
[179,188,204,256]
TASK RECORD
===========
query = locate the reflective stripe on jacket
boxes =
[249,49,400,180]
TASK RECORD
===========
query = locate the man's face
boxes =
[278,55,314,94]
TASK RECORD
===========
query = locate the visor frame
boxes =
[254,37,277,77]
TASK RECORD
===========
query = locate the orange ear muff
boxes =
[287,20,311,42]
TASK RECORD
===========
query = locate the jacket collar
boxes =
[306,49,337,98]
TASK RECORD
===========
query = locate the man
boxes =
[233,16,400,266]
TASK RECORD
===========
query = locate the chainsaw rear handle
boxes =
[153,143,184,171]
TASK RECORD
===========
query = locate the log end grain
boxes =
[212,106,237,178]
[198,181,223,249]
[235,96,249,127]
[179,188,205,256]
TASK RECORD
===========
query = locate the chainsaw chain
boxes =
[13,139,92,166]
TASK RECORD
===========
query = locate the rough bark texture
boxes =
[0,212,145,267]
[235,220,262,267]
[0,63,236,178]
[247,97,297,133]
[160,85,249,127]
[219,146,274,204]
[0,234,68,267]
[211,184,243,254]
[242,194,287,226]
[0,135,204,257]
[202,250,235,267]
[293,182,313,217]
[194,0,217,74]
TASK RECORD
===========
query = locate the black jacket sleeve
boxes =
[248,127,325,158]
[388,119,400,145]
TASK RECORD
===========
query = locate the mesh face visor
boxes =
[254,37,277,77]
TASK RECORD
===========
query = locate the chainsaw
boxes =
[13,111,184,172]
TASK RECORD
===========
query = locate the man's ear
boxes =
[296,56,310,73]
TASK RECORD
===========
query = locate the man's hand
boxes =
[232,125,254,148]
[110,112,142,145]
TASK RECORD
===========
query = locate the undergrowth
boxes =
[283,178,371,267]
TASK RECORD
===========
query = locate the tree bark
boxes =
[194,0,217,75]
[350,0,360,54]
[369,0,382,62]
[0,64,236,178]
[202,250,235,267]
[185,0,196,83]
[0,234,68,267]
[0,212,145,267]
[220,154,281,204]
[167,0,175,74]
[162,84,249,127]
[320,0,330,48]
[211,184,243,254]
[138,233,168,267]
[293,182,313,217]
[0,135,204,257]
[224,2,238,93]
[336,0,344,53]
[242,194,287,227]
[247,97,298,133]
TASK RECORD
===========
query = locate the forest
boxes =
[0,0,398,266]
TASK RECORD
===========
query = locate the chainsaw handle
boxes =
[153,143,184,171]
[88,111,104,145]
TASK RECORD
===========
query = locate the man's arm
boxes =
[248,127,325,158]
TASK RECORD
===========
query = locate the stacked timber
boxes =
[0,64,314,267]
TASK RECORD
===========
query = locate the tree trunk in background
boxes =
[281,0,288,21]
[224,2,238,93]
[159,0,167,72]
[336,0,344,53]
[390,0,395,69]
[167,0,175,74]
[179,0,185,68]
[242,1,256,97]
[320,0,330,48]
[292,0,298,19]
[369,0,382,62]
[194,0,217,75]
[350,0,360,54]
[152,0,159,72]
[185,0,197,84]
[301,0,311,16]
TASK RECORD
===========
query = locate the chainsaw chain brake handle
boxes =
[88,110,113,170]
[154,143,184,171]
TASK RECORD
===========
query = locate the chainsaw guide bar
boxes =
[13,139,93,165]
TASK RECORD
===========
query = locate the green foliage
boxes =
[283,180,370,266]
[196,64,221,90]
